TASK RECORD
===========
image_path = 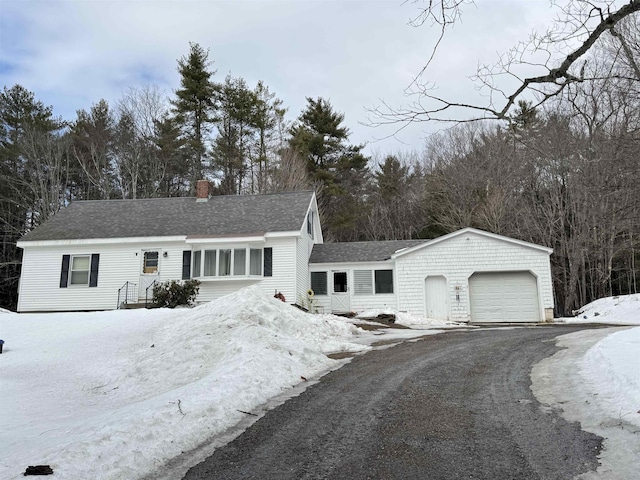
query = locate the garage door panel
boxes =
[469,272,540,323]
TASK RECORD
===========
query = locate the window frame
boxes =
[374,269,394,294]
[307,211,314,238]
[142,251,159,274]
[191,247,266,279]
[249,248,262,276]
[310,271,328,295]
[69,254,91,286]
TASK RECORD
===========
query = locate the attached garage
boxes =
[469,271,540,323]
[309,228,554,323]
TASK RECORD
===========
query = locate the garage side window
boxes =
[374,270,394,294]
[310,271,327,295]
[354,270,373,295]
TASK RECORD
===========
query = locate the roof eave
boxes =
[17,235,188,248]
[392,227,553,259]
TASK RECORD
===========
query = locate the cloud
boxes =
[0,0,557,154]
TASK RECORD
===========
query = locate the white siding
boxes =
[293,202,320,306]
[18,241,187,312]
[295,233,312,303]
[309,262,398,314]
[197,237,298,303]
[395,231,553,322]
[18,237,300,312]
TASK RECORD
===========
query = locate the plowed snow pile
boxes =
[0,286,369,480]
[564,293,640,324]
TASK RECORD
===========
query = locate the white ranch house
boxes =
[17,184,554,323]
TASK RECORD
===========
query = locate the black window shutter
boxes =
[264,247,272,277]
[89,254,100,287]
[182,251,192,280]
[60,255,70,288]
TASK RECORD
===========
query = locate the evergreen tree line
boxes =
[2,41,639,315]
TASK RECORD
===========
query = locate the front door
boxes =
[331,271,350,313]
[139,250,160,301]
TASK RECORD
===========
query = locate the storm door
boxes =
[331,271,350,313]
[139,250,160,300]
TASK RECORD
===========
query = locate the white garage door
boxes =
[469,272,540,323]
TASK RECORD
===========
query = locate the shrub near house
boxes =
[152,280,200,308]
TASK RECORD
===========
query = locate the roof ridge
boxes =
[67,190,314,204]
[318,239,425,245]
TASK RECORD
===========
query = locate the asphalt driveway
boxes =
[183,326,602,480]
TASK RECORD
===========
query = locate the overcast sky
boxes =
[0,0,559,156]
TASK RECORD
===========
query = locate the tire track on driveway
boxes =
[184,327,602,480]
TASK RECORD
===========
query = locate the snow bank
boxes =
[534,294,640,476]
[0,286,369,480]
[561,294,640,426]
[564,293,640,325]
[581,327,640,429]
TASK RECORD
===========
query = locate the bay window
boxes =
[219,249,231,276]
[250,248,262,275]
[191,247,265,278]
[203,250,216,276]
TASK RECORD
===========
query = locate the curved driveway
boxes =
[184,327,602,480]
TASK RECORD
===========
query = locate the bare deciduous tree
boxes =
[371,0,640,125]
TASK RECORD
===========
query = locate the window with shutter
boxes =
[70,255,90,285]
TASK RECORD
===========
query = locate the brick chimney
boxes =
[196,180,210,202]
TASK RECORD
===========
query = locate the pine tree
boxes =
[154,115,189,197]
[0,85,63,309]
[70,99,117,200]
[252,81,286,193]
[289,97,369,241]
[171,42,218,192]
[211,76,257,195]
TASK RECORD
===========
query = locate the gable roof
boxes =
[309,228,553,264]
[391,227,553,258]
[310,240,425,264]
[19,191,315,243]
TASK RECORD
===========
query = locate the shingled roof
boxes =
[310,240,426,264]
[20,191,315,242]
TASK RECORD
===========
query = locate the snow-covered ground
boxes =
[0,286,440,480]
[532,294,640,478]
[560,293,640,325]
[356,308,466,328]
[3,289,638,479]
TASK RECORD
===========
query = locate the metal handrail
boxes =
[145,280,158,307]
[117,281,138,309]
